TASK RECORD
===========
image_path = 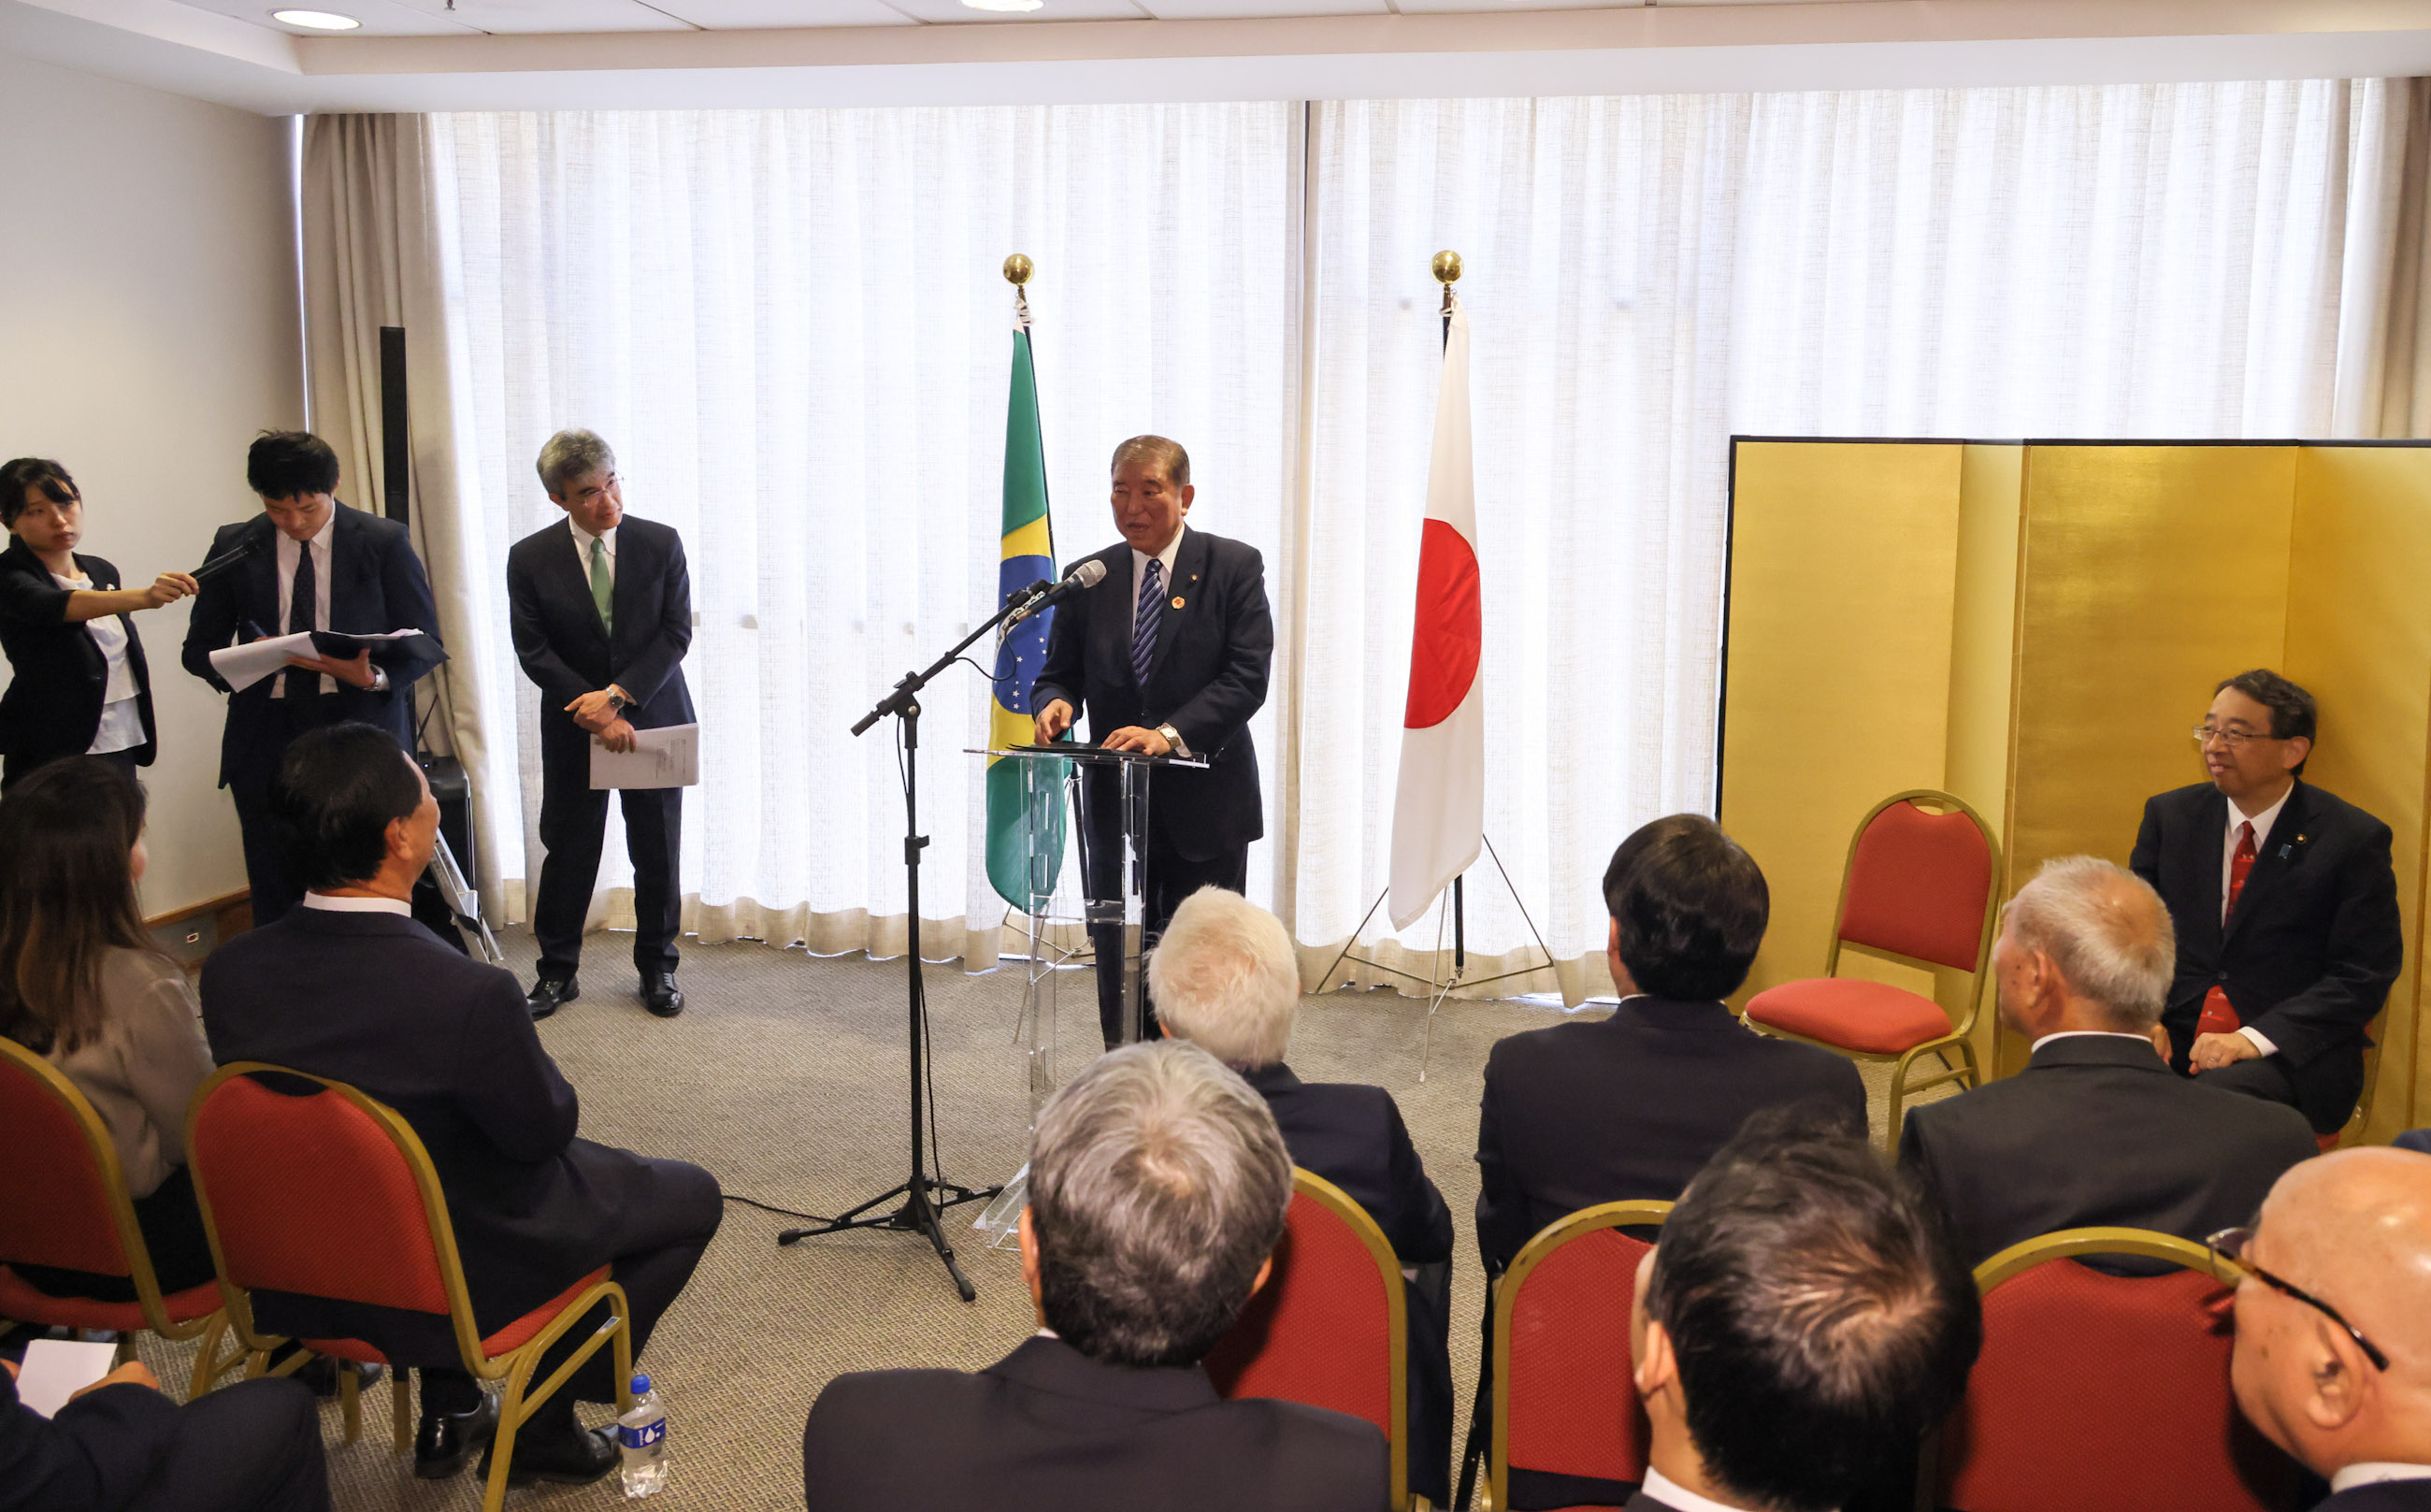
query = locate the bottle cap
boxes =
[631,1374,652,1394]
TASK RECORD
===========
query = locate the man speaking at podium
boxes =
[1033,436,1273,1051]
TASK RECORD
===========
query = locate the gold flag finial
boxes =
[1003,253,1034,287]
[1431,250,1462,284]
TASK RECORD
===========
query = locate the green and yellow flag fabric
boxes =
[985,298,1067,909]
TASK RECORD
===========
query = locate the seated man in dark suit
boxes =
[801,1039,1390,1512]
[2227,1147,2431,1512]
[1476,814,1865,1277]
[2,1357,327,1512]
[1149,885,1454,1506]
[1629,1111,1980,1512]
[2400,1130,2431,1156]
[2132,669,2403,1132]
[1900,856,2318,1270]
[197,723,723,1489]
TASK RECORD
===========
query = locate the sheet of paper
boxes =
[16,1339,118,1418]
[207,628,425,695]
[591,723,700,790]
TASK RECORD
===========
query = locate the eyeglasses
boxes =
[2206,1227,2391,1371]
[2193,726,2276,749]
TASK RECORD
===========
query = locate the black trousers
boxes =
[2200,1050,2360,1135]
[1405,1260,1455,1510]
[1084,820,1247,1051]
[421,1157,722,1423]
[125,1376,332,1512]
[15,1166,216,1303]
[533,742,683,981]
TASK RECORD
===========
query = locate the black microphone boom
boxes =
[1004,557,1106,627]
[192,537,260,583]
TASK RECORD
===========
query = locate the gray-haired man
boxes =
[800,1040,1391,1511]
[505,429,695,1020]
[1899,855,2319,1269]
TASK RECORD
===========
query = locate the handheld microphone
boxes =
[193,537,260,583]
[1004,558,1107,628]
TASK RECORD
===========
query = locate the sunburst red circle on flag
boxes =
[1404,517,1481,728]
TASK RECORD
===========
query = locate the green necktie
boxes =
[589,536,614,633]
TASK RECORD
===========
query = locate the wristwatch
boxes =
[606,687,631,713]
[368,666,390,693]
[1156,723,1190,758]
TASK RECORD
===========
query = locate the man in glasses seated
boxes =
[2129,670,2402,1135]
[2225,1147,2431,1510]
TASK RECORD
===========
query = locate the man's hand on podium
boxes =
[1034,699,1075,744]
[1100,726,1173,756]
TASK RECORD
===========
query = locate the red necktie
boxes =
[2196,821,2257,1037]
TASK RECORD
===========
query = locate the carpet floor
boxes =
[126,927,1943,1511]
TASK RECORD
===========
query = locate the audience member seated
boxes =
[1900,856,2318,1270]
[0,758,215,1303]
[1475,814,1863,1278]
[2225,1146,2431,1511]
[2397,1130,2431,1156]
[1150,884,1455,1506]
[800,1039,1391,1512]
[1629,1109,1981,1512]
[2,1356,328,1512]
[197,723,724,1489]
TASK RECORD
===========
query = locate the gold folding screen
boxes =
[1721,439,2431,1143]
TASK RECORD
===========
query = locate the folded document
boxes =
[592,723,700,790]
[207,628,431,695]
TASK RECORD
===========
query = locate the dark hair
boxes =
[269,724,424,891]
[1111,434,1191,491]
[246,431,340,500]
[0,458,79,528]
[2216,669,2316,773]
[1602,814,1769,1000]
[1646,1109,1982,1512]
[0,758,156,1055]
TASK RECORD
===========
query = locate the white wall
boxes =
[0,48,300,914]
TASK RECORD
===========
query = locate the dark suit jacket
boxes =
[2130,779,2402,1128]
[800,1333,1390,1512]
[1032,527,1273,861]
[1243,1061,1453,1266]
[1474,997,1866,1274]
[198,908,659,1331]
[505,516,694,770]
[179,505,443,789]
[0,1367,180,1512]
[2317,1480,2431,1512]
[0,539,155,770]
[2396,1130,2431,1156]
[1898,1034,2319,1269]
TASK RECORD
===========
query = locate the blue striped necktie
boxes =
[1131,558,1164,685]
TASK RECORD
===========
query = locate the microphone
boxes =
[1004,558,1107,628]
[192,537,260,583]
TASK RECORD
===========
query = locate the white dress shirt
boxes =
[1129,524,1185,624]
[1642,1466,1784,1512]
[51,569,142,754]
[273,516,337,698]
[2334,1464,2431,1492]
[2223,785,2294,1058]
[298,892,410,916]
[571,517,618,585]
[2031,1030,2164,1053]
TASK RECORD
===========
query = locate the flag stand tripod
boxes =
[1316,834,1560,1081]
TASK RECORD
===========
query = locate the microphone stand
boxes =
[780,577,1064,1302]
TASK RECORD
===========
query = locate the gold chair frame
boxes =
[1482,1200,1675,1512]
[0,1037,243,1401]
[1747,787,2003,1149]
[1267,1169,1421,1510]
[189,1063,635,1512]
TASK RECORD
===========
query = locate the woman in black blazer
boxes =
[0,458,196,789]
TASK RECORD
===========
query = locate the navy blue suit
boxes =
[0,1365,326,1512]
[0,539,158,787]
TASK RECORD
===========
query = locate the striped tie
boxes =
[1131,558,1164,685]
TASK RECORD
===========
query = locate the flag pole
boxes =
[1432,249,1467,976]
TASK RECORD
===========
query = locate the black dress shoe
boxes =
[479,1419,618,1486]
[290,1353,382,1398]
[640,971,684,1017]
[414,1392,499,1480]
[526,976,580,1020]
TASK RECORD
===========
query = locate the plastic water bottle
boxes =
[617,1375,669,1497]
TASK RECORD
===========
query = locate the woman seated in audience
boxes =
[0,756,216,1300]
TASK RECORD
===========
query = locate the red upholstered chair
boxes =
[1482,1201,1671,1512]
[0,1036,241,1401]
[187,1064,635,1512]
[1205,1169,1418,1509]
[1743,788,1999,1147]
[1935,1227,2301,1512]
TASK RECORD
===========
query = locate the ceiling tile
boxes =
[174,0,483,37]
[1392,0,1643,12]
[879,0,1149,22]
[1136,0,1384,17]
[647,0,915,24]
[375,0,697,33]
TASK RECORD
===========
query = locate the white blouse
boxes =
[52,570,142,754]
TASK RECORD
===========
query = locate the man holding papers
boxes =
[507,429,695,1020]
[181,431,444,925]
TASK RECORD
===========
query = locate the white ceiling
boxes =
[8,0,2431,114]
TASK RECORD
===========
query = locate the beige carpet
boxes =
[127,928,1941,1511]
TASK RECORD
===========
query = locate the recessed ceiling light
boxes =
[962,0,1044,11]
[271,8,362,27]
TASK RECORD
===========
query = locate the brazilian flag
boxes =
[985,311,1067,909]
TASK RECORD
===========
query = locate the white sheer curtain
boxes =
[424,106,1297,963]
[1297,79,2426,1001]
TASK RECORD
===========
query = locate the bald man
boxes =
[1900,856,2317,1269]
[2227,1148,2431,1509]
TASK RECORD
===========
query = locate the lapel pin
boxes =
[1171,596,1186,610]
